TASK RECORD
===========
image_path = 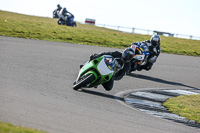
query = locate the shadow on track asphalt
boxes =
[80,89,124,101]
[127,73,200,90]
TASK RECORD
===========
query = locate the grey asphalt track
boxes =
[0,36,200,133]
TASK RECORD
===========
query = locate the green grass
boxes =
[0,121,46,133]
[163,94,200,123]
[0,10,200,56]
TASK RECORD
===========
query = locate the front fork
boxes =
[75,70,98,84]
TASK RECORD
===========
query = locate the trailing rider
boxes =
[131,34,161,71]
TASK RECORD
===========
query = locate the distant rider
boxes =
[60,8,74,25]
[53,4,62,18]
[82,48,135,91]
[131,34,161,71]
[56,4,62,12]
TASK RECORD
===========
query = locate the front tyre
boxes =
[73,74,95,90]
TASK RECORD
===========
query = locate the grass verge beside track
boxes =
[0,121,46,133]
[0,10,200,56]
[163,94,200,123]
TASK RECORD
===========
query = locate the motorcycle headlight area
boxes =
[104,57,116,69]
[97,56,115,75]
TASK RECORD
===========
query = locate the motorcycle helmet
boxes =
[63,8,67,12]
[122,48,135,62]
[150,35,161,47]
[57,4,61,8]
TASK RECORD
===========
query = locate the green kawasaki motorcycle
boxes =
[73,55,117,90]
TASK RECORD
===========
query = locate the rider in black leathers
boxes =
[53,4,62,18]
[87,48,135,91]
[57,4,62,12]
[59,7,74,25]
[131,35,161,71]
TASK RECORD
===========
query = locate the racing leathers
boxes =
[57,5,62,12]
[60,8,74,23]
[140,40,161,70]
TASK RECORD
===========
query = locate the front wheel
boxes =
[73,74,95,90]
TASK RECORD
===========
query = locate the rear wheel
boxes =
[72,21,77,27]
[73,74,95,90]
[57,19,62,25]
[126,70,131,75]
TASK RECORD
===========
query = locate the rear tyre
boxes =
[126,70,131,75]
[73,74,95,90]
[72,21,77,27]
[57,19,62,25]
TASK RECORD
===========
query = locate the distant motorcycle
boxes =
[57,13,77,27]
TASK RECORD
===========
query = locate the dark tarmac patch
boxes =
[123,89,200,128]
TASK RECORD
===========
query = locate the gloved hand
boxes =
[131,42,138,45]
[90,54,98,61]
